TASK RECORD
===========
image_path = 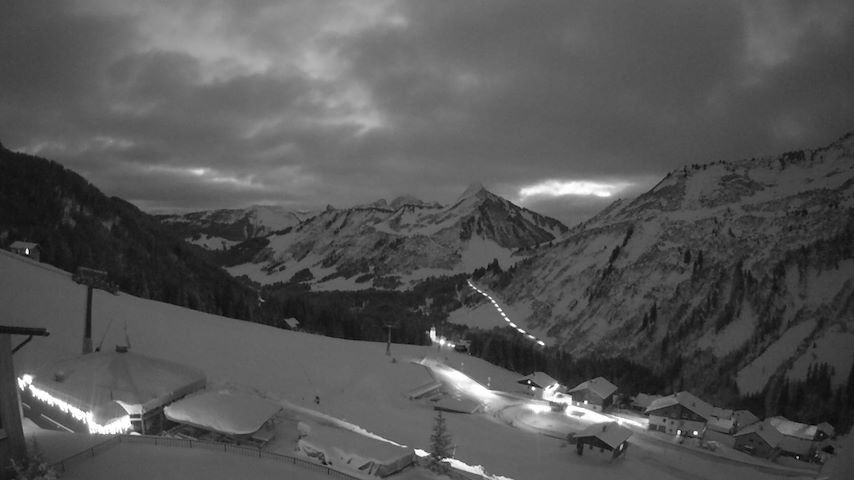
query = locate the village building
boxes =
[18,348,206,435]
[571,422,632,459]
[733,419,784,459]
[768,416,834,461]
[8,241,39,262]
[645,391,712,438]
[164,391,282,447]
[517,372,570,405]
[568,377,617,411]
[707,406,735,434]
[732,409,760,432]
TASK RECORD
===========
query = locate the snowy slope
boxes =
[225,184,567,290]
[1,248,802,480]
[449,133,854,398]
[158,205,307,249]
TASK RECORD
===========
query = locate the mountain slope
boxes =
[157,205,309,250]
[0,144,267,322]
[457,133,854,403]
[225,184,567,290]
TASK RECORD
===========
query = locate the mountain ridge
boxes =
[217,184,568,290]
[458,132,854,408]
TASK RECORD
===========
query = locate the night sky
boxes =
[2,1,853,226]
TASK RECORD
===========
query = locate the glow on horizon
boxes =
[518,180,632,199]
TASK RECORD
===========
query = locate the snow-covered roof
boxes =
[28,350,206,415]
[767,416,819,440]
[707,417,734,433]
[568,377,617,399]
[734,420,784,448]
[575,422,632,449]
[283,317,300,329]
[433,397,482,414]
[645,391,713,420]
[164,391,282,436]
[517,372,559,390]
[710,406,733,419]
[733,409,759,429]
[10,241,38,249]
[630,393,661,409]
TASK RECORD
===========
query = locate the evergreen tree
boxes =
[428,411,453,473]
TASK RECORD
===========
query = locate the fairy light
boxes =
[18,375,133,434]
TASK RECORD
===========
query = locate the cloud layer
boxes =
[2,0,852,225]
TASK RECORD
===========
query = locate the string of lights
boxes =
[466,279,546,347]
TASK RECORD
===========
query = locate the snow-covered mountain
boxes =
[453,133,854,400]
[158,205,312,250]
[226,184,568,290]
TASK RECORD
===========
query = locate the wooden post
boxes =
[0,333,26,475]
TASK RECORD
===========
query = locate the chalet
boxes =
[18,348,205,435]
[645,391,712,438]
[9,241,39,262]
[733,420,784,459]
[568,377,617,411]
[517,372,570,405]
[518,371,560,392]
[768,416,834,460]
[164,391,282,447]
[571,422,632,459]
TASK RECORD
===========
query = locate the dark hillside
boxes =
[0,145,266,322]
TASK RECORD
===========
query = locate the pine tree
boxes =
[428,411,453,473]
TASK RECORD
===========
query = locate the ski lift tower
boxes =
[73,267,116,355]
[0,326,49,476]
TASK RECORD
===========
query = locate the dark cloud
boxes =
[1,0,852,225]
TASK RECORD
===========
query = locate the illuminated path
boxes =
[466,279,546,347]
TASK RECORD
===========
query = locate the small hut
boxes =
[9,241,39,262]
[572,422,632,459]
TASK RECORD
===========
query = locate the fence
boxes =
[52,434,364,480]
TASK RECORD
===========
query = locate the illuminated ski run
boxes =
[467,279,546,347]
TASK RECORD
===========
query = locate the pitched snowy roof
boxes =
[517,372,559,390]
[575,422,632,449]
[734,420,784,448]
[568,377,617,399]
[630,393,661,409]
[28,350,206,415]
[733,409,760,429]
[10,241,38,249]
[767,416,819,440]
[164,391,282,436]
[645,391,712,420]
[710,406,733,419]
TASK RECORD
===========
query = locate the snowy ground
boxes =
[2,250,850,480]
